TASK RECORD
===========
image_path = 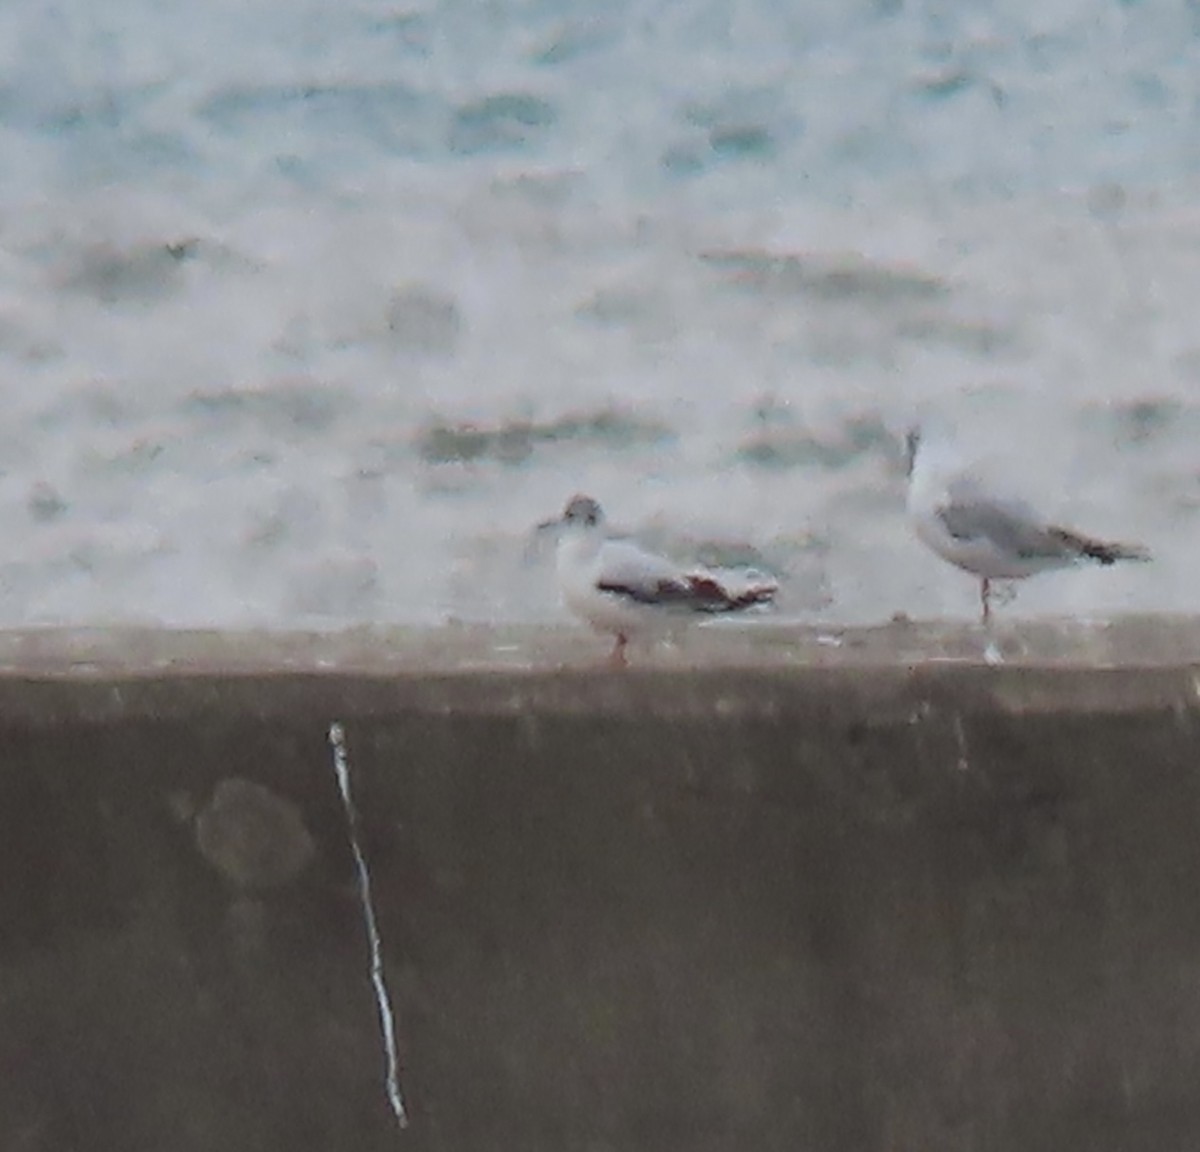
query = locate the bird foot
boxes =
[607,635,629,670]
[992,582,1019,607]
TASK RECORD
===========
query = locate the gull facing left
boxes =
[539,495,779,667]
[905,428,1150,626]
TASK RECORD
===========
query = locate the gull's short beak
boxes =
[903,427,921,478]
[524,515,562,566]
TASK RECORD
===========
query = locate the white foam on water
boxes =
[0,0,1194,628]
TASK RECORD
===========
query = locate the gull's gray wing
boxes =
[595,539,685,592]
[937,478,1077,561]
[595,539,776,612]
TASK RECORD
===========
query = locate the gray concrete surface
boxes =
[3,619,1200,1151]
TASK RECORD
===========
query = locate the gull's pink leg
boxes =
[608,633,628,669]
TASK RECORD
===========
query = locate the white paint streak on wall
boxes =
[953,714,970,773]
[328,721,408,1130]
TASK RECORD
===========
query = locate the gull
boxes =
[905,428,1150,627]
[538,495,778,667]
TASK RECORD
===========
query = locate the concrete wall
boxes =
[3,623,1200,1151]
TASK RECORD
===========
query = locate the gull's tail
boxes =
[1049,527,1151,566]
[685,569,779,613]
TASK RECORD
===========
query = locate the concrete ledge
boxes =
[3,622,1200,1151]
[0,614,1196,676]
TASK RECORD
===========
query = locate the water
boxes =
[1,0,1198,629]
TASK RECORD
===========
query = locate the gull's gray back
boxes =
[939,476,1076,561]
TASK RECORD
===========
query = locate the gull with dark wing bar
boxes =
[537,495,778,667]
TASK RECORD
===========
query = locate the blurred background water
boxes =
[0,0,1198,628]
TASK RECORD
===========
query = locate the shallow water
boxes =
[0,0,1198,629]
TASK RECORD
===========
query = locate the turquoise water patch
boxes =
[200,82,438,157]
[417,409,673,466]
[181,383,348,437]
[700,249,949,303]
[736,413,898,472]
[448,93,557,155]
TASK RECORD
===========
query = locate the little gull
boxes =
[905,428,1149,626]
[538,495,778,667]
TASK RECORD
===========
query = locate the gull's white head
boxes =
[536,493,606,537]
[560,494,605,530]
